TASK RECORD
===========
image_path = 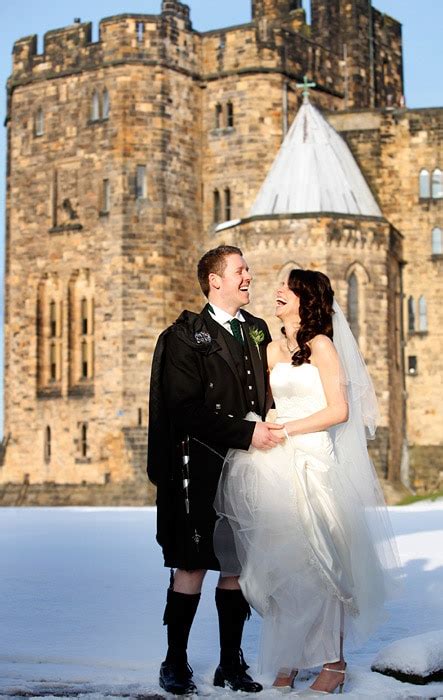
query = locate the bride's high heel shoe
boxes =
[296,663,347,695]
[272,669,298,692]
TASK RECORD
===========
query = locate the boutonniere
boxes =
[248,327,265,359]
[194,331,212,346]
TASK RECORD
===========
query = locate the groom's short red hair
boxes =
[197,245,243,297]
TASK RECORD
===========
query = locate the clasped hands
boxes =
[251,421,289,450]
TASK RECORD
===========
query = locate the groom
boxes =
[148,245,283,695]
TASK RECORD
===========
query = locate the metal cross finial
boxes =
[296,75,316,103]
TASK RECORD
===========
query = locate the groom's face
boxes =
[210,253,251,310]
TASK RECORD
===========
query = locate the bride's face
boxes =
[275,279,300,321]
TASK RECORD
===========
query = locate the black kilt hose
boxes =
[148,305,272,571]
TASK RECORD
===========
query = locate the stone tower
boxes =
[2,0,441,503]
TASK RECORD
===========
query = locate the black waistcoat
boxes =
[218,324,260,413]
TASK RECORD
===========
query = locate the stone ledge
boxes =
[0,480,156,507]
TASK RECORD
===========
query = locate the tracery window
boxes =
[102,89,110,120]
[432,227,442,255]
[35,107,44,136]
[347,272,359,342]
[69,271,95,389]
[431,169,442,199]
[418,295,427,332]
[224,187,231,220]
[44,426,51,464]
[91,90,100,121]
[407,296,415,333]
[213,189,221,224]
[37,275,63,392]
[215,103,223,129]
[226,101,234,128]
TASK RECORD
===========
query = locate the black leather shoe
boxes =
[159,661,197,695]
[213,651,263,693]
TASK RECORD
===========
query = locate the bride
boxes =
[214,269,401,696]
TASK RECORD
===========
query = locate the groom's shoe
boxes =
[159,660,197,695]
[213,650,263,693]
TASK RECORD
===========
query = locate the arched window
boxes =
[50,342,57,381]
[81,339,89,378]
[136,21,144,43]
[50,300,57,337]
[431,168,442,199]
[35,107,44,136]
[44,426,51,464]
[347,272,359,342]
[407,296,415,333]
[215,103,222,129]
[102,89,110,120]
[102,178,110,213]
[419,169,430,199]
[418,295,427,332]
[81,298,88,335]
[80,423,88,458]
[432,227,442,255]
[224,187,231,220]
[91,90,100,121]
[213,189,221,224]
[226,101,234,128]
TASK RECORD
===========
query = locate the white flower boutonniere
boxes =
[248,327,265,359]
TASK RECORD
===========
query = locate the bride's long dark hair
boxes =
[283,269,335,367]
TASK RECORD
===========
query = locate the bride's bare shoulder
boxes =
[310,334,337,358]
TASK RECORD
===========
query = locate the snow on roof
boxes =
[249,100,383,218]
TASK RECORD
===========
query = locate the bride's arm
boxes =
[284,335,349,436]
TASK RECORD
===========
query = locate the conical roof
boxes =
[249,101,382,218]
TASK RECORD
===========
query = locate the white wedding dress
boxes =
[214,361,400,674]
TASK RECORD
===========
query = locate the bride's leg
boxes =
[304,603,346,694]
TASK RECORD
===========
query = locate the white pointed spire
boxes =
[249,101,382,218]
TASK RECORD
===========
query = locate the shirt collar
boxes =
[208,303,246,325]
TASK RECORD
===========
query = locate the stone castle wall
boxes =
[2,0,440,502]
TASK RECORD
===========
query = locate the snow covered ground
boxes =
[1,502,442,699]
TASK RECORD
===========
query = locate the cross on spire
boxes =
[296,75,316,103]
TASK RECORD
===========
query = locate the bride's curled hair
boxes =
[285,269,335,366]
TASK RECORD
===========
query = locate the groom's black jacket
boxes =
[148,304,272,571]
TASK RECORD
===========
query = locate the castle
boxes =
[1,0,442,505]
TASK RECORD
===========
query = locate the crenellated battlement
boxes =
[9,4,195,86]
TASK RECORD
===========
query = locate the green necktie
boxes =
[229,318,244,345]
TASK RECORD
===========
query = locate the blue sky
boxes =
[0,0,442,435]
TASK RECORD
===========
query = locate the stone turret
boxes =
[252,0,302,21]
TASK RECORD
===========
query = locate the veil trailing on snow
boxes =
[330,300,402,592]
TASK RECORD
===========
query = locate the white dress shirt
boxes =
[208,303,246,339]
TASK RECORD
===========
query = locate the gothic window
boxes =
[213,189,221,224]
[136,21,144,43]
[101,178,110,213]
[50,300,57,337]
[215,103,222,129]
[407,296,415,333]
[419,169,430,199]
[224,187,231,220]
[50,342,57,381]
[347,272,359,342]
[136,165,147,199]
[102,89,110,120]
[418,295,427,332]
[91,90,100,121]
[432,227,442,255]
[407,355,417,376]
[431,168,442,199]
[69,271,95,389]
[37,276,63,392]
[80,423,88,458]
[35,107,44,136]
[226,101,234,128]
[44,426,51,464]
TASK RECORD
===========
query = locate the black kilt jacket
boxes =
[147,305,272,571]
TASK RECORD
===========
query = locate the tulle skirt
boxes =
[213,426,399,673]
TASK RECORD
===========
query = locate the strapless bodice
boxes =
[271,362,327,420]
